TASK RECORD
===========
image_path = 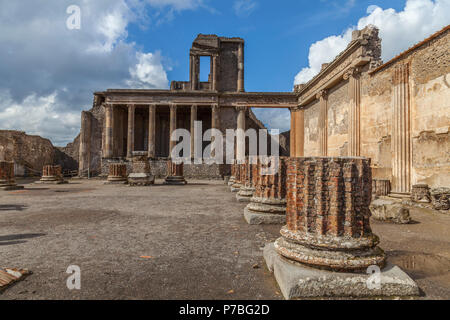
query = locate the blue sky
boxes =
[0,0,448,146]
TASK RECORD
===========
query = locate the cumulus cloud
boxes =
[0,0,172,146]
[233,0,258,17]
[294,0,450,85]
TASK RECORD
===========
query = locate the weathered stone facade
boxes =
[297,25,450,193]
[275,157,385,271]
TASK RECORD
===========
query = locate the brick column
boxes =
[294,109,304,157]
[236,106,246,164]
[211,104,220,158]
[244,157,288,225]
[106,163,128,184]
[40,165,66,184]
[344,68,361,156]
[275,157,385,271]
[148,104,156,159]
[165,159,187,185]
[290,108,296,157]
[127,104,135,159]
[236,157,257,202]
[0,161,22,190]
[317,90,328,156]
[104,104,114,158]
[228,160,237,187]
[190,105,197,159]
[169,104,177,159]
[79,111,92,177]
[392,64,411,194]
[212,55,218,91]
[237,42,245,92]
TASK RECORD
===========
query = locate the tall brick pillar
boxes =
[0,161,23,191]
[230,161,243,192]
[236,157,257,202]
[244,157,288,225]
[317,90,328,156]
[344,68,361,156]
[127,104,135,159]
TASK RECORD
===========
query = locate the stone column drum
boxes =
[244,157,288,225]
[39,165,67,184]
[372,179,391,198]
[106,163,128,184]
[236,158,257,203]
[230,163,244,193]
[264,157,419,299]
[128,152,155,186]
[0,161,23,191]
[165,160,187,185]
[228,161,237,187]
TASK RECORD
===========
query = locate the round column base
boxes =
[236,186,255,202]
[164,176,187,185]
[230,183,242,193]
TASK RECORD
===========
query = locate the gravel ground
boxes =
[0,178,449,300]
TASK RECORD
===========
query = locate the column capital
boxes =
[290,105,301,112]
[191,104,198,109]
[316,89,328,100]
[211,104,220,112]
[235,105,247,112]
[169,103,177,111]
[343,67,361,80]
[127,103,136,110]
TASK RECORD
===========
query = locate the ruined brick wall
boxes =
[218,42,239,92]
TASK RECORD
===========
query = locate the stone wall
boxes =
[298,25,449,191]
[0,130,77,176]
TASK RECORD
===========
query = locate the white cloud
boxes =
[233,0,258,17]
[294,0,450,85]
[0,0,173,146]
[127,52,169,89]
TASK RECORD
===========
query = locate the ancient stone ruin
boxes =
[38,165,67,184]
[236,157,257,203]
[0,161,23,191]
[244,157,287,225]
[128,152,155,186]
[106,163,128,184]
[165,160,187,185]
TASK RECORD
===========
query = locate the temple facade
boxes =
[78,35,297,178]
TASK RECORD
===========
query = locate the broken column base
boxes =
[128,173,155,186]
[236,186,254,203]
[0,183,24,191]
[104,179,128,185]
[164,176,187,185]
[244,197,286,225]
[227,177,235,187]
[230,183,242,193]
[36,178,68,185]
[264,243,419,300]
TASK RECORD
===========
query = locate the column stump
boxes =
[264,157,419,299]
[372,179,391,198]
[128,152,155,186]
[244,157,287,225]
[165,160,187,185]
[236,158,257,202]
[37,165,67,184]
[105,163,128,184]
[411,184,431,203]
[0,161,24,191]
[230,163,244,193]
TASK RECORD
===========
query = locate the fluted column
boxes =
[211,104,220,157]
[392,64,412,194]
[237,42,244,92]
[148,104,156,159]
[127,104,135,159]
[212,55,218,91]
[344,68,361,156]
[317,90,328,156]
[169,104,177,159]
[79,111,92,176]
[190,105,197,159]
[104,104,114,158]
[294,109,304,157]
[191,55,199,91]
[236,106,246,163]
[290,108,296,157]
